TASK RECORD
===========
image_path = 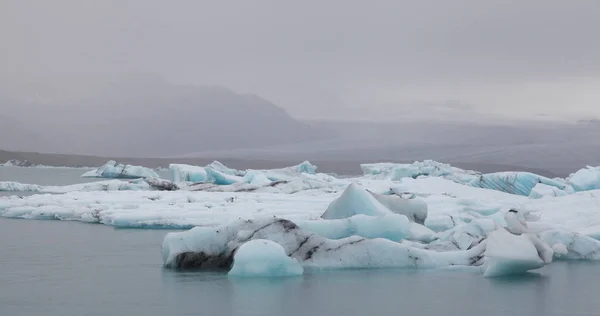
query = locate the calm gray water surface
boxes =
[3,168,600,316]
[2,218,600,316]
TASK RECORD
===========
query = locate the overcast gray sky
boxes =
[2,0,600,122]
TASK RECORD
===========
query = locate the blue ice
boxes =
[228,239,304,277]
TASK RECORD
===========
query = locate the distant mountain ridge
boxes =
[0,76,327,156]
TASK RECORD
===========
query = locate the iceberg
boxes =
[81,160,159,179]
[169,163,208,183]
[255,160,318,182]
[0,181,43,192]
[169,160,319,186]
[321,183,393,219]
[362,160,479,183]
[205,167,245,185]
[162,217,486,271]
[321,183,428,224]
[0,178,167,194]
[469,172,567,196]
[539,230,600,260]
[228,239,304,277]
[529,183,572,198]
[482,228,546,277]
[362,160,569,196]
[1,159,33,167]
[567,166,600,192]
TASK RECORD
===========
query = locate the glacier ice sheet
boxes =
[228,239,304,277]
[81,160,159,179]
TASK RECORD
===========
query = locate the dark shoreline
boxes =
[0,149,562,178]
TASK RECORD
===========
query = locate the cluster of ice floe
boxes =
[3,159,600,278]
[362,160,600,198]
[0,179,156,193]
[2,160,343,194]
[0,159,91,168]
[162,182,597,278]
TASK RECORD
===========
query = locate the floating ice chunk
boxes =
[391,160,458,179]
[255,161,318,182]
[206,161,241,176]
[321,183,393,219]
[368,191,428,224]
[81,160,159,179]
[228,239,304,277]
[362,160,585,196]
[205,167,245,185]
[169,163,208,183]
[1,159,33,167]
[243,171,273,186]
[362,160,480,184]
[169,161,323,187]
[0,181,42,192]
[567,166,600,192]
[469,172,567,196]
[539,230,600,260]
[529,183,572,198]
[295,214,410,242]
[162,217,486,271]
[287,160,317,174]
[0,179,152,194]
[360,162,402,176]
[483,228,545,277]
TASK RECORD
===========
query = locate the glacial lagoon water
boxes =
[2,167,600,316]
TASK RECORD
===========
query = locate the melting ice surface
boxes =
[4,160,600,278]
